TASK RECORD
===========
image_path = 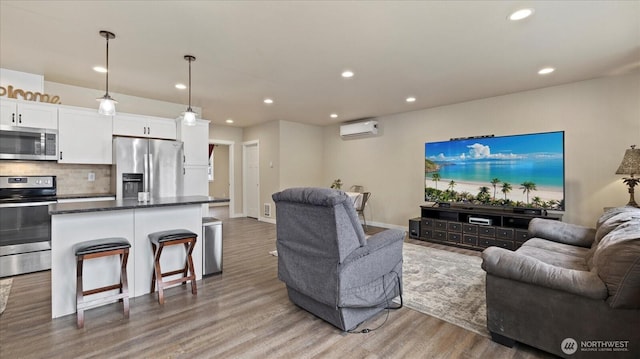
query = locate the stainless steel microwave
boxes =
[0,125,58,161]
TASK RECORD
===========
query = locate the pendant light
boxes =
[183,55,197,126]
[97,30,117,116]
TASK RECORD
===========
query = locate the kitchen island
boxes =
[49,196,229,318]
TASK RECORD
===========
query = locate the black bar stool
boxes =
[149,229,198,304]
[73,237,131,329]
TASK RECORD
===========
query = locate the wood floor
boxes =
[0,208,554,358]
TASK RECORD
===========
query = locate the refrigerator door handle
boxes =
[143,153,149,192]
[148,153,154,193]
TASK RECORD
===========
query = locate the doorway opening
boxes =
[209,140,235,217]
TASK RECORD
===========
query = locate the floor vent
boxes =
[264,203,272,217]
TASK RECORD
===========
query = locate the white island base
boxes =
[51,203,204,318]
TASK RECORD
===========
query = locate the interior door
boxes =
[244,142,259,219]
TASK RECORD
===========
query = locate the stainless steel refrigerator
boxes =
[113,136,184,200]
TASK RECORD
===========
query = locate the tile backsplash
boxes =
[0,161,112,195]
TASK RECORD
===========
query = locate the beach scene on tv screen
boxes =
[425,131,564,210]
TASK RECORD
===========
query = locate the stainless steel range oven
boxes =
[0,176,56,277]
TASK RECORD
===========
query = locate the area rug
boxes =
[268,242,488,337]
[0,278,13,315]
[399,242,489,337]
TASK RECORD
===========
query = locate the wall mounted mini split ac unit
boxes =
[339,120,378,138]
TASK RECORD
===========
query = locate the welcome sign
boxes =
[0,68,61,104]
[0,85,61,104]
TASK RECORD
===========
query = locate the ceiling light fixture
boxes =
[341,70,354,78]
[182,55,197,126]
[226,118,234,124]
[264,98,274,104]
[93,66,107,73]
[508,8,534,21]
[175,83,186,90]
[97,30,117,116]
[330,113,338,118]
[538,67,555,75]
[406,97,416,103]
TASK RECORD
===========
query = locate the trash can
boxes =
[202,217,223,276]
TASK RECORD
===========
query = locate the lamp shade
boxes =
[97,95,117,116]
[616,145,640,175]
[183,110,197,126]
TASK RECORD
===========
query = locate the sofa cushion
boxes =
[518,238,590,271]
[591,217,640,309]
[595,207,640,243]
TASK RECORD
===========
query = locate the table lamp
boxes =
[616,145,640,207]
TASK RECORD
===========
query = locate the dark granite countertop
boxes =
[49,196,229,215]
[56,193,116,200]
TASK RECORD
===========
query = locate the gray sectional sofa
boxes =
[481,206,640,358]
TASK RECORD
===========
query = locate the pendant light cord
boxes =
[187,56,192,112]
[105,35,110,94]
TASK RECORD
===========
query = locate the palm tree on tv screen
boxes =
[491,178,501,199]
[520,181,537,205]
[501,182,512,201]
[448,180,456,192]
[432,173,441,190]
[478,186,491,203]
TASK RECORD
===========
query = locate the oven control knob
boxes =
[35,180,41,184]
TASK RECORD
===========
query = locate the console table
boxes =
[409,205,562,251]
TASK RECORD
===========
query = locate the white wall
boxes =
[44,81,201,119]
[279,120,324,190]
[323,73,640,227]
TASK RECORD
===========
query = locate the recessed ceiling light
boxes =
[93,66,107,73]
[508,8,534,21]
[264,98,274,104]
[175,83,187,90]
[341,70,354,78]
[406,97,416,103]
[330,113,338,118]
[226,118,234,124]
[538,67,555,75]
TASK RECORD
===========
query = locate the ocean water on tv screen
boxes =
[434,158,563,188]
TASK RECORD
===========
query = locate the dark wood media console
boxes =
[410,205,562,251]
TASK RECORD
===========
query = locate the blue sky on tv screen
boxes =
[425,131,564,188]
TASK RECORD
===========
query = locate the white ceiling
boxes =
[1,1,639,128]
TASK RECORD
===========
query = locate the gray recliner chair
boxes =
[272,187,404,331]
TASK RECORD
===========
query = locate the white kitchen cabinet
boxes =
[183,165,210,216]
[183,166,209,196]
[58,106,113,164]
[113,112,176,140]
[0,98,58,129]
[177,119,209,166]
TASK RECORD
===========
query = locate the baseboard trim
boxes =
[366,220,408,232]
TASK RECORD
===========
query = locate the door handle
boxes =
[18,114,22,123]
[59,151,63,160]
[147,126,150,135]
[11,113,15,123]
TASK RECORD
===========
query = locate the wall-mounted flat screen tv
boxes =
[425,131,565,211]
